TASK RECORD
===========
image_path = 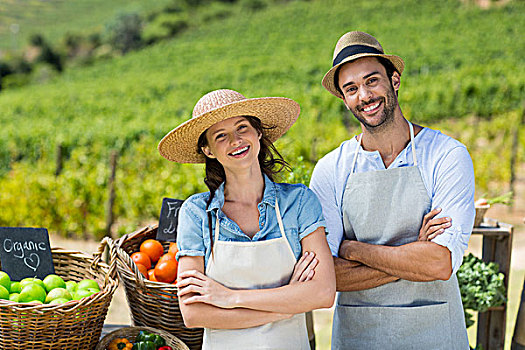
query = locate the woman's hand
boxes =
[177,270,236,309]
[418,208,452,241]
[290,251,318,284]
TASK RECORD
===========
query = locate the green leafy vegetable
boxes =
[457,253,506,328]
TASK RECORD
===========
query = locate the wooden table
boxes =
[472,221,513,350]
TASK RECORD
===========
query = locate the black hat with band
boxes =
[322,31,405,99]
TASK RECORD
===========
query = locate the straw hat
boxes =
[158,89,300,163]
[322,31,405,98]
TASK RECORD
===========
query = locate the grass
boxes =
[0,0,523,235]
[1,0,523,159]
[0,0,173,53]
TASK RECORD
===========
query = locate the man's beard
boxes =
[350,85,397,133]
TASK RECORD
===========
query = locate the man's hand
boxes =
[339,240,370,264]
[418,208,451,241]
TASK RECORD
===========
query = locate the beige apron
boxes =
[202,199,310,350]
[332,122,468,349]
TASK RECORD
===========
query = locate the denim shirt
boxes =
[176,174,326,268]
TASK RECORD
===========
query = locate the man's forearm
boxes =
[341,240,452,282]
[334,257,399,291]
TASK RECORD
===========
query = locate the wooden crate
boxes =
[471,221,513,350]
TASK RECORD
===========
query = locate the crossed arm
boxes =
[176,256,293,329]
[177,227,336,328]
[335,209,453,292]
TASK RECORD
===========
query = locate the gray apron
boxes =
[332,122,469,350]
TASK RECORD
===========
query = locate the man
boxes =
[310,31,475,349]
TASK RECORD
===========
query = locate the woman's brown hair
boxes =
[197,116,291,250]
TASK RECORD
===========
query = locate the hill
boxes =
[0,0,173,53]
[0,0,523,237]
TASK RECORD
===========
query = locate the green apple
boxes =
[0,285,9,300]
[77,279,100,291]
[73,288,96,300]
[10,281,21,294]
[48,297,70,305]
[65,281,78,294]
[19,278,34,288]
[43,274,66,292]
[9,293,19,302]
[0,271,11,292]
[18,283,46,303]
[45,287,72,303]
[20,278,45,290]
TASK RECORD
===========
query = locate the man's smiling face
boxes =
[338,56,400,131]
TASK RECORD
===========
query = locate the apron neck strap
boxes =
[214,209,221,242]
[408,121,418,166]
[351,120,418,173]
[274,200,285,237]
[273,199,294,257]
[350,133,362,174]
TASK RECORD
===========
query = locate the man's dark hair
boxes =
[335,56,399,97]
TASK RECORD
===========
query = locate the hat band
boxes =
[332,44,384,67]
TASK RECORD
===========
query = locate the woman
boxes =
[158,89,336,349]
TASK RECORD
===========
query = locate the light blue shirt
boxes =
[176,174,326,267]
[310,127,475,274]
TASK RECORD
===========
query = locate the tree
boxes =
[105,13,143,54]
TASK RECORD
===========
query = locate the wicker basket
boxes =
[96,326,189,350]
[474,204,490,227]
[113,225,203,350]
[0,237,118,350]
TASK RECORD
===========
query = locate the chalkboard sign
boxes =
[157,198,184,242]
[0,227,55,281]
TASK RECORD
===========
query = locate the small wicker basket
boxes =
[0,237,118,350]
[474,204,490,227]
[96,326,189,350]
[113,225,203,350]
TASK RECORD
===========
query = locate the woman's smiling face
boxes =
[202,116,262,171]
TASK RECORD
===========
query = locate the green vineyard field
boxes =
[0,0,523,238]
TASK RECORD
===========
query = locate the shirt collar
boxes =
[205,173,277,212]
[206,182,225,212]
[261,173,277,207]
[355,135,418,167]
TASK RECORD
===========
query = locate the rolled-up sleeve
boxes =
[176,200,206,261]
[297,187,327,240]
[430,146,475,274]
[310,157,344,257]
